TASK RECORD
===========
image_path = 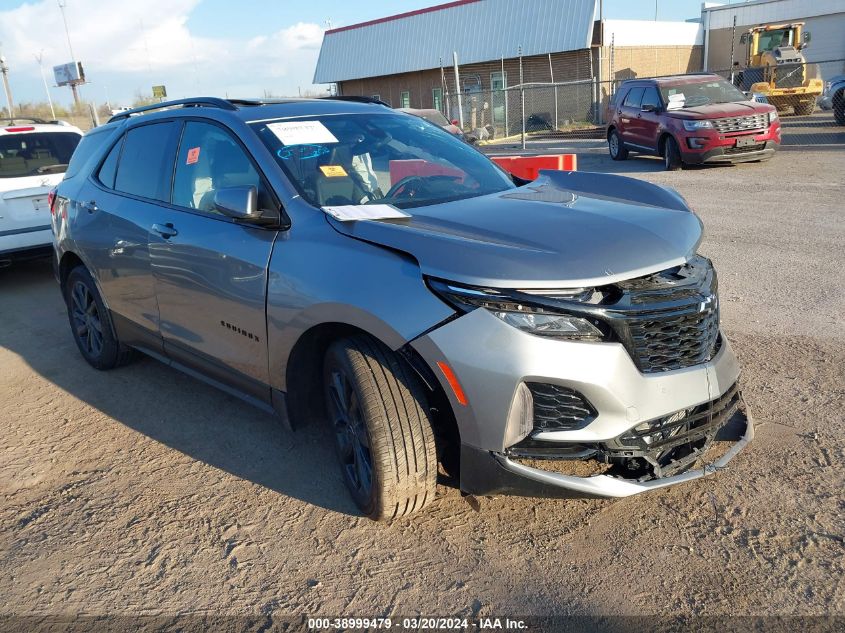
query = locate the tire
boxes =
[323,335,437,520]
[64,266,136,370]
[793,100,815,116]
[608,129,628,161]
[662,136,683,171]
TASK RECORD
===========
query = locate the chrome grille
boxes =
[713,114,768,134]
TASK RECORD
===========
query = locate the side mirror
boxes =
[641,103,657,112]
[213,186,262,221]
[740,33,749,44]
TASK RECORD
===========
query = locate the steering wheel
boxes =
[383,175,427,201]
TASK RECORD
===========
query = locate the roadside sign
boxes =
[53,61,85,86]
[152,85,167,99]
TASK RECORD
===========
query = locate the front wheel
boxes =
[663,136,683,171]
[608,130,628,161]
[323,335,437,520]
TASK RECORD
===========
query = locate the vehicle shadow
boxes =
[0,258,361,516]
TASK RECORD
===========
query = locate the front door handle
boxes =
[151,223,178,238]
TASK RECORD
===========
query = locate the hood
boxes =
[666,100,771,120]
[327,171,703,289]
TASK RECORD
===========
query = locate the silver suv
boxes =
[52,97,752,520]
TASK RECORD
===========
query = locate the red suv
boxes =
[606,74,781,170]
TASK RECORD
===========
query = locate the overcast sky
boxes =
[0,0,708,108]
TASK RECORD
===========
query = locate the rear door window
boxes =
[113,122,180,202]
[0,131,81,178]
[623,87,645,109]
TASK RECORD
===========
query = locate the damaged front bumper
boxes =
[459,394,753,499]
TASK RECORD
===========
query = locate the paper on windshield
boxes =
[322,204,411,222]
[666,93,686,110]
[267,120,338,145]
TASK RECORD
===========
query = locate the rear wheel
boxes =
[64,266,135,370]
[663,136,683,171]
[323,335,437,520]
[608,129,628,161]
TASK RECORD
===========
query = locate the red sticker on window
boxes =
[186,147,200,164]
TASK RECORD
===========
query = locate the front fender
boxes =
[265,211,454,392]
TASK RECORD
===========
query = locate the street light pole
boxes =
[0,55,15,121]
[35,50,57,119]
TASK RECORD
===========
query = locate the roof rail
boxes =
[107,97,238,123]
[322,95,391,108]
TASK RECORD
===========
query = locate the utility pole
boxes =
[453,51,463,129]
[0,55,15,121]
[35,50,57,119]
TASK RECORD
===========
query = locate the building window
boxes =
[400,91,410,109]
[432,88,442,111]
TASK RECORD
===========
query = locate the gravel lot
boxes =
[1,148,843,626]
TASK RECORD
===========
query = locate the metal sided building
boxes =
[702,0,845,80]
[313,0,704,112]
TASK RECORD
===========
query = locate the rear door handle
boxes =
[151,223,178,238]
[80,200,98,213]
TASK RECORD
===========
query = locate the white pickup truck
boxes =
[0,118,82,267]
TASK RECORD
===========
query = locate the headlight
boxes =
[768,110,778,123]
[682,120,714,131]
[427,279,605,340]
[490,309,602,338]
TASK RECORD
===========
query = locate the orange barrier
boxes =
[490,154,577,180]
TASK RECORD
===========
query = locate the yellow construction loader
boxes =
[738,22,823,115]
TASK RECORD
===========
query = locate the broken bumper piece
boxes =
[460,396,753,499]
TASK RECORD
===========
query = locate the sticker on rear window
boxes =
[267,120,338,146]
[319,165,348,177]
[186,147,201,164]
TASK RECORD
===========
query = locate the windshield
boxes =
[0,131,81,178]
[660,79,748,109]
[250,112,513,210]
[758,28,791,52]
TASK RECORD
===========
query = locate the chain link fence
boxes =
[442,59,845,147]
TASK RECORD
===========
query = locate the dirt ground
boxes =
[1,148,843,627]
